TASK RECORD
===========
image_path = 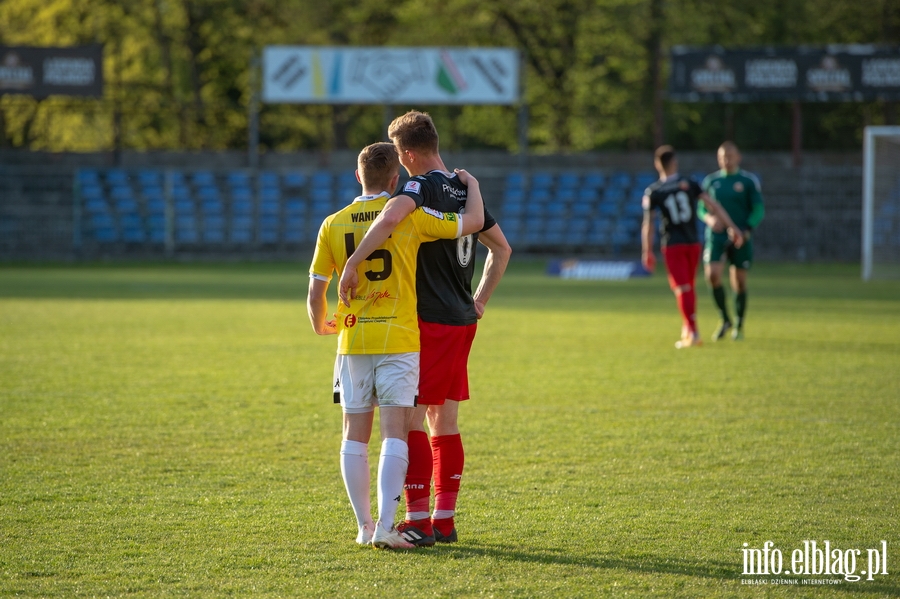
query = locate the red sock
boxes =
[677,288,697,335]
[403,430,433,520]
[432,433,464,526]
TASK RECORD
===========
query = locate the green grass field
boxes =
[1,261,898,598]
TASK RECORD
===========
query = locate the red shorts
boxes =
[418,317,477,405]
[662,243,701,289]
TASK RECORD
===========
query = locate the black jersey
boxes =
[397,170,496,326]
[642,176,703,247]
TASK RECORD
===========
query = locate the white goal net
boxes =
[862,126,900,280]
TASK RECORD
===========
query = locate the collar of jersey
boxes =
[353,191,391,203]
[662,173,680,182]
[426,169,456,178]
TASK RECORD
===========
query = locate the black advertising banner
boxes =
[669,46,900,102]
[0,45,103,99]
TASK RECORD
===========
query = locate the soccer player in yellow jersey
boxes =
[307,142,484,549]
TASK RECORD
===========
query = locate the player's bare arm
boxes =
[641,200,657,272]
[337,194,417,306]
[473,223,511,319]
[307,277,337,335]
[452,169,485,236]
[700,192,744,248]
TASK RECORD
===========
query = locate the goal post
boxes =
[862,126,900,281]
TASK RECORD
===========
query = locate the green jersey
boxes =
[699,169,765,232]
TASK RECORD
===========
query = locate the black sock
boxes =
[713,286,731,323]
[735,292,747,329]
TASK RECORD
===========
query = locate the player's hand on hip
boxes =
[474,299,486,319]
[642,251,656,273]
[729,228,745,249]
[338,269,358,307]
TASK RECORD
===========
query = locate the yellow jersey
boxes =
[309,192,462,354]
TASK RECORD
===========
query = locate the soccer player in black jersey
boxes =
[339,111,511,546]
[641,145,742,348]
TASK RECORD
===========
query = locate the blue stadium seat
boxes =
[531,172,554,190]
[623,201,644,217]
[77,169,101,186]
[337,186,359,203]
[505,171,526,190]
[337,170,357,188]
[259,171,280,188]
[84,198,109,214]
[503,188,525,204]
[201,200,224,216]
[192,170,215,187]
[546,218,566,233]
[230,187,252,202]
[610,171,631,189]
[311,171,333,189]
[586,229,609,245]
[110,185,134,201]
[568,218,591,234]
[115,198,139,214]
[571,201,594,217]
[81,185,103,201]
[582,172,606,189]
[576,188,598,203]
[634,171,657,189]
[172,185,191,201]
[229,226,253,243]
[598,201,620,217]
[557,172,580,189]
[285,199,306,216]
[142,186,164,201]
[283,172,306,188]
[227,171,251,187]
[603,187,625,204]
[555,188,576,204]
[528,188,551,204]
[146,199,165,216]
[260,187,281,202]
[93,227,118,243]
[545,202,567,217]
[311,188,333,205]
[106,169,129,186]
[122,227,146,243]
[174,200,195,215]
[137,169,161,187]
[284,216,305,242]
[119,214,142,230]
[259,201,280,216]
[197,186,220,202]
[148,214,165,232]
[90,213,115,230]
[504,201,524,217]
[258,215,280,243]
[231,200,253,215]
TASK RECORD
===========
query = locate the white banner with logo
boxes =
[262,46,519,105]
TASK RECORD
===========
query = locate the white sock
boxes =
[376,438,409,528]
[340,440,372,529]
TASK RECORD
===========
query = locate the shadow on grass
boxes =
[416,542,899,595]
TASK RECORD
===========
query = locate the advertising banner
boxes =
[669,46,900,102]
[0,45,103,98]
[263,46,520,105]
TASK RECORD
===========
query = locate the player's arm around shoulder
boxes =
[339,195,417,306]
[455,168,484,235]
[411,206,464,241]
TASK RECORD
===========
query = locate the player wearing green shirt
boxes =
[699,141,765,341]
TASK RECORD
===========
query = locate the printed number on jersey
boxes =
[345,233,393,281]
[663,191,692,224]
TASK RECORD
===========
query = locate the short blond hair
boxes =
[388,111,439,154]
[357,142,399,191]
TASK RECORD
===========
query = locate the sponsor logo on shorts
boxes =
[734,181,745,192]
[344,314,357,327]
[403,180,421,194]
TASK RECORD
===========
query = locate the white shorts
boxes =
[333,352,419,414]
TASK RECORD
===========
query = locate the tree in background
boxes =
[0,0,896,153]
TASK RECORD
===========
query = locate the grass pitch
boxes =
[1,261,898,598]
